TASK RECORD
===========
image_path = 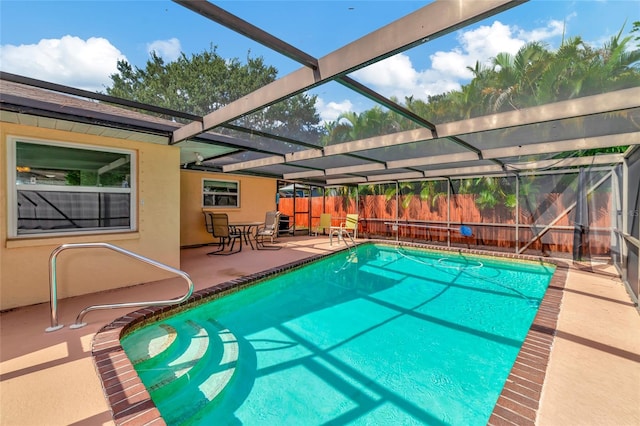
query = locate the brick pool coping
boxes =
[91,241,567,425]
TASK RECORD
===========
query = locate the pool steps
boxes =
[124,323,177,364]
[126,319,239,424]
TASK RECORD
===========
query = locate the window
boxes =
[7,138,136,237]
[203,179,239,207]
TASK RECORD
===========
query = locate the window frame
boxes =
[6,136,137,238]
[202,178,240,208]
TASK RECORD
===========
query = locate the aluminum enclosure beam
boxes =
[173,2,443,145]
[283,170,326,180]
[366,171,425,182]
[173,0,525,143]
[483,132,639,159]
[172,0,318,70]
[517,170,614,254]
[1,71,201,122]
[423,164,505,178]
[337,76,437,131]
[324,155,625,185]
[222,127,436,173]
[436,86,640,137]
[326,177,367,185]
[506,154,624,171]
[326,163,387,175]
[219,88,636,174]
[387,152,480,169]
[223,155,285,172]
[324,128,436,156]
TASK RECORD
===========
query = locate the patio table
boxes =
[230,221,263,250]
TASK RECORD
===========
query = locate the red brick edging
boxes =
[488,261,567,425]
[91,242,567,425]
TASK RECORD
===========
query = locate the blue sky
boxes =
[1,0,638,122]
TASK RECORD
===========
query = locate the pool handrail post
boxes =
[46,242,194,332]
[46,245,65,332]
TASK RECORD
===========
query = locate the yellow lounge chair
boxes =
[313,213,332,236]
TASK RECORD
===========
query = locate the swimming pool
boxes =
[120,243,555,425]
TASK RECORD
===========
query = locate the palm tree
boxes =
[485,41,551,112]
[583,27,640,94]
[455,176,516,214]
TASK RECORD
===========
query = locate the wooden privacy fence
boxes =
[278,193,612,255]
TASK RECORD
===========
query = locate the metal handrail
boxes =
[330,228,356,251]
[47,242,194,332]
[614,229,640,250]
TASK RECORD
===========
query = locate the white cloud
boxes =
[518,19,566,43]
[460,21,525,63]
[430,49,475,80]
[350,18,568,103]
[147,38,182,62]
[353,53,465,100]
[0,35,126,92]
[354,54,417,90]
[316,98,353,123]
[352,54,419,99]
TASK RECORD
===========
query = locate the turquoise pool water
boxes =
[121,244,555,425]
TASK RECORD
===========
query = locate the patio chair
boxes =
[254,210,282,250]
[330,214,359,245]
[313,213,332,236]
[203,212,242,255]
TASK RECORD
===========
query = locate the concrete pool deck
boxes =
[1,236,638,425]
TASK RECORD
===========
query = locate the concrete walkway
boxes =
[537,263,640,425]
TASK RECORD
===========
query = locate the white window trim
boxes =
[202,178,240,208]
[6,136,137,238]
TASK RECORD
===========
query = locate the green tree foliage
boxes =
[454,176,517,212]
[323,105,411,143]
[65,169,127,187]
[105,47,322,140]
[322,23,640,143]
[387,180,449,213]
[632,21,640,42]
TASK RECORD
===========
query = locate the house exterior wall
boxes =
[1,123,181,310]
[180,170,277,247]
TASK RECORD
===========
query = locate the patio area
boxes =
[1,236,638,426]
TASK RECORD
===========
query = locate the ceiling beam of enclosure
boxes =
[176,0,463,175]
[235,88,640,177]
[483,132,639,159]
[0,72,202,123]
[173,0,319,69]
[336,75,488,163]
[173,1,443,136]
[351,132,638,183]
[323,154,623,184]
[435,86,640,137]
[506,153,624,171]
[172,0,526,143]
